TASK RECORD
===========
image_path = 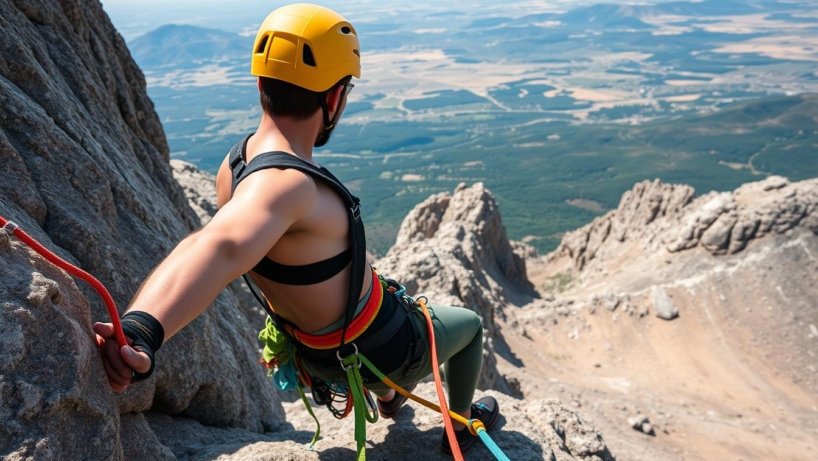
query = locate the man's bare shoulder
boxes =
[231,166,318,213]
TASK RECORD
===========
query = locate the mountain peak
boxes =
[129,23,248,69]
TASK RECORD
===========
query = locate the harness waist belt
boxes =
[287,270,407,353]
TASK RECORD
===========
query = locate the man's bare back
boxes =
[215,133,372,333]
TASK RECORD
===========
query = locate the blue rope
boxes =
[476,427,511,461]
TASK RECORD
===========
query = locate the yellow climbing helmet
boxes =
[250,3,361,92]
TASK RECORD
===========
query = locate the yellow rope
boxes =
[373,368,483,436]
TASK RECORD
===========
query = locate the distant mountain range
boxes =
[470,0,782,31]
[556,0,778,24]
[556,4,655,30]
[129,24,248,69]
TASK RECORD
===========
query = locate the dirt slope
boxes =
[510,177,818,460]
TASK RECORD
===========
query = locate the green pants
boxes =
[300,303,484,414]
[366,304,484,414]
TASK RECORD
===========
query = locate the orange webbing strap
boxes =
[417,297,465,461]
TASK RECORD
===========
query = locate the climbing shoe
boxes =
[377,382,417,419]
[441,396,500,455]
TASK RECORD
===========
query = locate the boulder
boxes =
[627,414,655,436]
[650,286,679,320]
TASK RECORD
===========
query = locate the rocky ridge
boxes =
[549,176,817,272]
[527,176,818,338]
[374,182,538,397]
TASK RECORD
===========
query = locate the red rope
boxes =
[417,297,464,460]
[1,214,128,347]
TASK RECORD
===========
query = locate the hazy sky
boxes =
[100,0,603,40]
[101,0,285,39]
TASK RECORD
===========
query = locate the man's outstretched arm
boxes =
[94,168,316,391]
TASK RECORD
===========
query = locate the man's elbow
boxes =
[187,230,254,276]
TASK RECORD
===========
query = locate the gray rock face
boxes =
[1,0,281,458]
[120,413,176,461]
[0,230,121,459]
[375,183,536,397]
[171,159,220,225]
[144,387,613,461]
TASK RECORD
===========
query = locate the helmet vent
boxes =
[341,26,351,34]
[353,49,360,57]
[302,44,317,66]
[255,34,269,54]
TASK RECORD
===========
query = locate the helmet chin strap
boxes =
[315,92,341,147]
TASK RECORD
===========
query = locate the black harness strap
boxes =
[252,247,352,286]
[228,134,367,354]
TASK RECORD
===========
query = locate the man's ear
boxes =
[257,78,262,92]
[326,84,345,113]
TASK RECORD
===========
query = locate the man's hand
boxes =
[93,322,152,393]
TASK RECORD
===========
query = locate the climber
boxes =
[92,3,499,454]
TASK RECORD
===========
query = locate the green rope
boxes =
[341,352,378,460]
[357,355,387,382]
[296,382,321,450]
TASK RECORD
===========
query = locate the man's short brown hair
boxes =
[259,76,351,119]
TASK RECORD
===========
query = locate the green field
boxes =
[151,84,818,255]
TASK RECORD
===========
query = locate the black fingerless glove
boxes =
[120,311,165,382]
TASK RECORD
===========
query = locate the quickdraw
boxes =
[338,343,379,461]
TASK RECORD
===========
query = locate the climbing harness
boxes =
[0,215,127,347]
[332,296,510,460]
[228,134,368,357]
[260,281,511,460]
